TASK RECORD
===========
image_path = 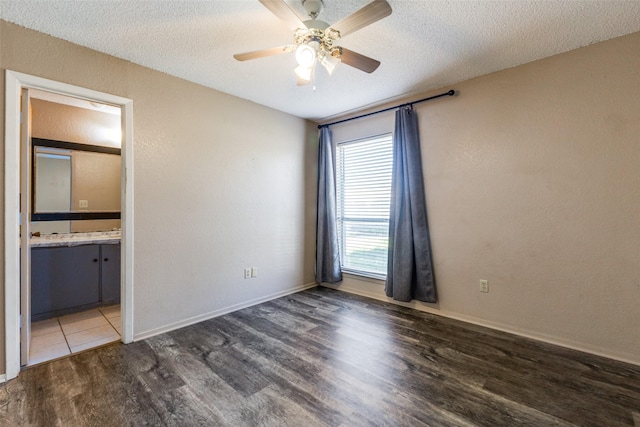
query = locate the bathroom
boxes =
[25,90,122,365]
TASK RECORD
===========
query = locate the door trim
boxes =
[19,87,32,366]
[4,70,135,381]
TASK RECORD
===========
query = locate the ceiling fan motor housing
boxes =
[295,1,340,62]
[302,0,325,19]
[294,25,340,62]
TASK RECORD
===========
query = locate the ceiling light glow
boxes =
[295,44,316,67]
[294,65,313,81]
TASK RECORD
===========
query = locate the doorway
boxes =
[28,93,122,365]
[4,70,134,381]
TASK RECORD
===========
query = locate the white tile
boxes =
[100,304,121,320]
[107,315,121,329]
[66,324,119,348]
[31,318,61,337]
[31,329,66,348]
[70,335,120,353]
[29,341,70,365]
[58,309,103,326]
[60,315,110,335]
[30,307,122,357]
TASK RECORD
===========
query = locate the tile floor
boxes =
[29,305,121,366]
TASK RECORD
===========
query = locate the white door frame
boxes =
[19,88,32,366]
[4,70,135,381]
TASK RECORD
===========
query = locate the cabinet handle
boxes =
[104,258,109,262]
[93,259,98,262]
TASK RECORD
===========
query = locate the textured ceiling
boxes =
[1,1,639,121]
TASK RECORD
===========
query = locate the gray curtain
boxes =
[385,107,437,302]
[316,126,342,284]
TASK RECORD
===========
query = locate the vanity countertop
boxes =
[30,230,121,248]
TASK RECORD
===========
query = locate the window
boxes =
[336,134,393,278]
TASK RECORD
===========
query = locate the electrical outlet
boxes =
[244,268,252,279]
[480,279,489,293]
[79,200,89,208]
[251,267,258,278]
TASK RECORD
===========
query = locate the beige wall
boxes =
[31,98,121,148]
[325,31,640,365]
[70,150,121,232]
[31,99,121,233]
[0,20,318,374]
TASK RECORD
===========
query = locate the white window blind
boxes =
[336,134,393,278]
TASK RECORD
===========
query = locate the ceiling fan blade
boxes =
[338,48,381,73]
[328,0,392,38]
[259,0,305,30]
[233,45,294,61]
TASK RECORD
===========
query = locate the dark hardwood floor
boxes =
[1,287,639,426]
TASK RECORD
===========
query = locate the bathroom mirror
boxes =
[32,138,121,221]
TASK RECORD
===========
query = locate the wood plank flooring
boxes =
[1,287,639,426]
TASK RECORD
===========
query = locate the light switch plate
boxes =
[79,200,89,208]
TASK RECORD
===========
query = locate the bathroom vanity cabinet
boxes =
[100,243,121,303]
[31,243,121,321]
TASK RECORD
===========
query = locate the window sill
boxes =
[342,270,386,285]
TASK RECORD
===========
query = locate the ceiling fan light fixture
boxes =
[294,64,314,81]
[234,0,392,84]
[320,53,340,75]
[295,42,318,67]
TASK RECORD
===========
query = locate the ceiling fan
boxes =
[234,0,392,85]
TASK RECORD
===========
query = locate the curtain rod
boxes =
[318,89,456,129]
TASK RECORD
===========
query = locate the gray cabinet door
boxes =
[31,245,101,316]
[101,244,121,303]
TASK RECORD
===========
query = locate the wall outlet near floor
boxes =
[251,267,258,278]
[244,268,252,279]
[480,279,489,293]
[79,199,89,208]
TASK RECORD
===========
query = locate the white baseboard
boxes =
[322,284,640,367]
[134,282,318,342]
[0,374,6,384]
